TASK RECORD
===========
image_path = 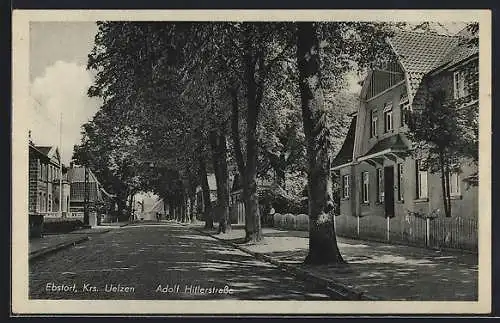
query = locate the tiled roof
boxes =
[388,31,461,104]
[29,144,50,161]
[331,116,357,168]
[436,42,479,71]
[35,146,52,155]
[362,134,409,157]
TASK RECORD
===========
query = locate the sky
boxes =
[28,21,467,165]
[29,22,101,165]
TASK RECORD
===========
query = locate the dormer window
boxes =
[370,109,378,138]
[383,102,393,133]
[453,70,469,99]
[400,95,410,127]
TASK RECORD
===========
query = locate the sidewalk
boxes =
[98,221,130,228]
[29,226,116,260]
[190,223,478,301]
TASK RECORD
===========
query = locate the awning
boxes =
[357,134,409,167]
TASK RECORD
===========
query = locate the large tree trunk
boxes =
[162,196,167,219]
[168,199,173,220]
[128,192,134,222]
[200,157,214,229]
[209,130,230,233]
[178,196,183,222]
[242,36,263,242]
[116,194,127,222]
[182,190,188,222]
[230,87,246,177]
[297,22,345,265]
[189,194,195,222]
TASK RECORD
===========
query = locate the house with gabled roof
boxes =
[331,29,478,250]
[67,166,114,219]
[28,140,71,218]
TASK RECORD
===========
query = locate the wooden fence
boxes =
[273,212,478,252]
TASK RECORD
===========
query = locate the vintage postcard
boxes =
[11,9,491,315]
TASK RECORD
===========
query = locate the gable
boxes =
[50,147,61,163]
[365,60,405,100]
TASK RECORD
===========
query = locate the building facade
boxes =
[28,143,71,217]
[67,166,113,220]
[331,30,479,251]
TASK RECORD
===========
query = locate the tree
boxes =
[296,22,345,264]
[407,21,479,217]
[408,87,479,217]
[294,21,396,264]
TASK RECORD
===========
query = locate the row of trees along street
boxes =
[72,22,478,265]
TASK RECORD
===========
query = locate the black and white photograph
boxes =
[11,10,491,315]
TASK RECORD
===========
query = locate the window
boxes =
[415,160,428,199]
[383,102,393,132]
[376,168,384,203]
[362,171,369,203]
[449,172,460,196]
[400,101,410,126]
[38,161,41,179]
[453,70,469,99]
[342,175,350,199]
[397,163,404,201]
[41,193,46,212]
[370,109,378,138]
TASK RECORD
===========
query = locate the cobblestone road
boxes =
[29,222,343,300]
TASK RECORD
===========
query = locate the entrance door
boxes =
[384,166,395,217]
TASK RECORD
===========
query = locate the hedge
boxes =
[258,186,308,215]
[273,213,309,231]
[43,218,84,234]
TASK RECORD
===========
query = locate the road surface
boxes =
[29,222,344,300]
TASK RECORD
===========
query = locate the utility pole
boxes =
[58,111,63,217]
[84,165,90,226]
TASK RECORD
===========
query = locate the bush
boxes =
[296,214,309,230]
[259,186,308,215]
[29,214,44,238]
[43,218,84,234]
[285,213,296,229]
[273,213,283,227]
[272,213,310,232]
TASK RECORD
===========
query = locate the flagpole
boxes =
[59,111,63,217]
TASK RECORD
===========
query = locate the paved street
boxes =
[29,222,343,300]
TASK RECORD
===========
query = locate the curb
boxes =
[29,236,89,261]
[29,227,116,261]
[190,226,379,301]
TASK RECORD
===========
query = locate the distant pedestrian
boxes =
[268,205,275,226]
[216,207,227,234]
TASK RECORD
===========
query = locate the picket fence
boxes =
[273,212,478,252]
